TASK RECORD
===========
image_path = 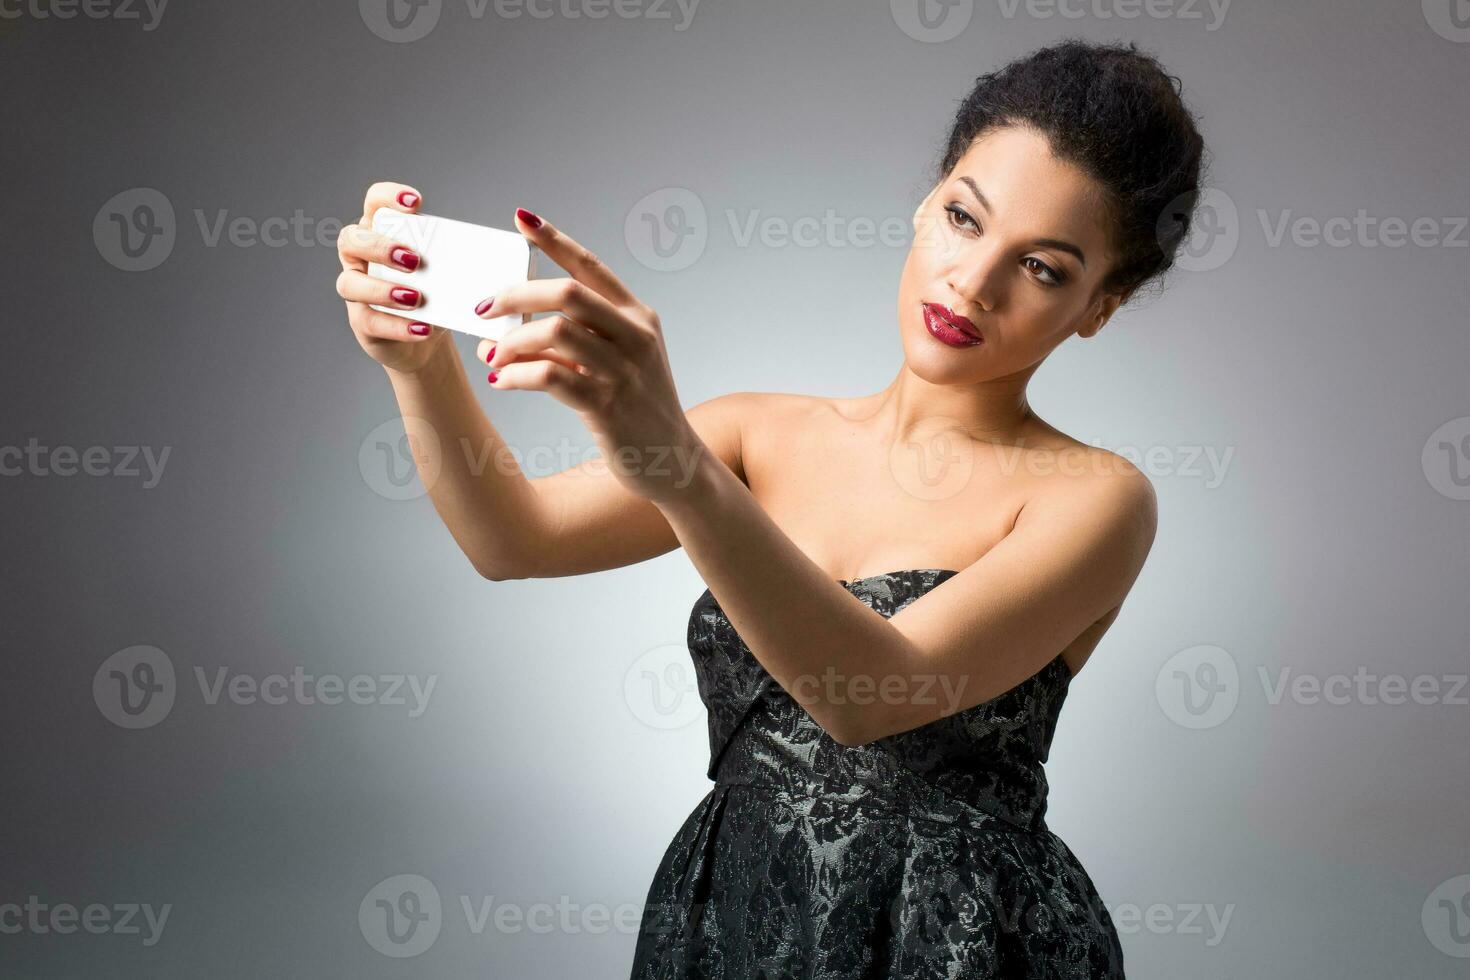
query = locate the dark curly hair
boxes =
[936,39,1207,301]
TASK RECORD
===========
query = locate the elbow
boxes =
[817,712,878,749]
[827,728,869,749]
[469,553,533,582]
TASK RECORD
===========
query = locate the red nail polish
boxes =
[487,370,499,384]
[516,208,542,229]
[485,345,496,363]
[398,191,419,208]
[474,297,495,316]
[390,287,420,306]
[390,247,420,271]
[409,322,431,336]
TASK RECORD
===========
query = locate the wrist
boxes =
[654,434,726,517]
[383,334,456,387]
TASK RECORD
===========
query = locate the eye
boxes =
[1024,256,1066,287]
[944,203,979,233]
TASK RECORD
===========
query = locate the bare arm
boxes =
[337,180,748,581]
[384,344,748,580]
[654,451,1157,746]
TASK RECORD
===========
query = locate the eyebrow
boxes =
[957,176,1087,267]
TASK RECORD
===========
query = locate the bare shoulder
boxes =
[684,391,826,484]
[687,390,833,437]
[1025,430,1159,549]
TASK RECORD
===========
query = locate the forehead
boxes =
[948,125,1112,251]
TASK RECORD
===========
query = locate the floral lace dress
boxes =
[629,568,1126,979]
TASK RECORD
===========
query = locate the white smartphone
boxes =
[367,210,535,341]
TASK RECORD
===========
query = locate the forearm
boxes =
[653,451,923,745]
[382,341,548,579]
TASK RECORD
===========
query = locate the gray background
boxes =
[4,0,1469,976]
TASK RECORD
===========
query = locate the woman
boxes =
[334,38,1205,979]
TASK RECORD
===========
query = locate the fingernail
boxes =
[409,322,431,336]
[485,345,496,363]
[390,287,420,306]
[398,191,420,208]
[516,207,542,229]
[474,297,495,316]
[390,247,420,271]
[487,370,499,384]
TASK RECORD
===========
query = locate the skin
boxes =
[334,123,1158,748]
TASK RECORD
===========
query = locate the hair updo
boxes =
[936,39,1208,300]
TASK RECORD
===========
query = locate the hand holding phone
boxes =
[367,210,535,342]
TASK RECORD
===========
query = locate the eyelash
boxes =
[943,204,1067,287]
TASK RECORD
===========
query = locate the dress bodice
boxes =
[686,567,1073,833]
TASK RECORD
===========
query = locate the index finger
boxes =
[359,181,422,226]
[513,208,641,308]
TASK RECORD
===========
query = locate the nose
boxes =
[945,242,1005,313]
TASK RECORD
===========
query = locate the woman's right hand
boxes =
[335,181,449,374]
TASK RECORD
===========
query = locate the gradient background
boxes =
[4,0,1469,976]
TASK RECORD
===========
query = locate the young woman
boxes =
[335,38,1205,979]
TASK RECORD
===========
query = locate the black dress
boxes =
[629,568,1126,979]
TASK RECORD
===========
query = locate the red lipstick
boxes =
[922,302,983,348]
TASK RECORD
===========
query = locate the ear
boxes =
[1077,289,1127,338]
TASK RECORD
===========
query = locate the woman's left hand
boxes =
[472,208,706,506]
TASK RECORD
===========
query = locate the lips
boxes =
[924,302,981,341]
[921,302,983,348]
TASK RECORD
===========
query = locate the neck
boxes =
[856,362,1040,446]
